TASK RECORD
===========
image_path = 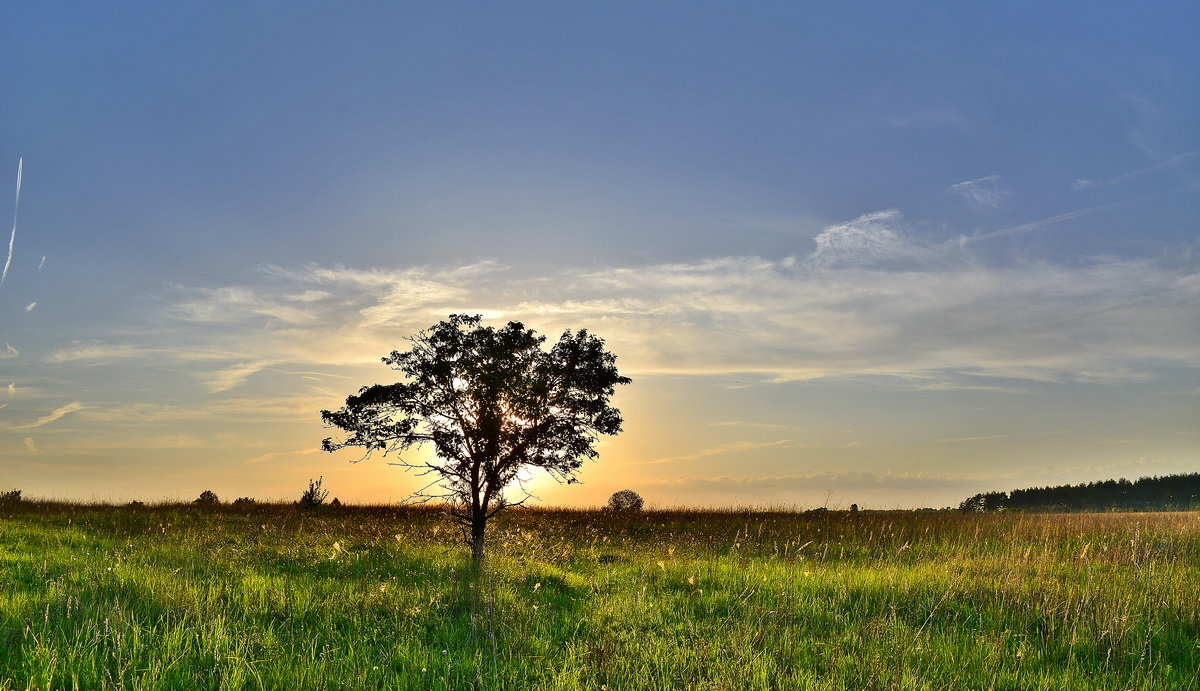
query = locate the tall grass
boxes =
[1,503,1196,689]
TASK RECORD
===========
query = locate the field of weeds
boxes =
[1,503,1197,689]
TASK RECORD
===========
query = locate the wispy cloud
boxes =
[23,437,38,454]
[952,198,1137,246]
[166,286,322,325]
[202,361,276,393]
[706,420,793,430]
[45,341,236,365]
[807,210,923,266]
[58,434,203,451]
[948,175,1009,210]
[75,394,339,425]
[936,434,1008,443]
[45,342,155,364]
[242,447,323,464]
[24,302,35,312]
[1073,150,1198,190]
[76,403,208,424]
[11,401,85,429]
[635,439,801,465]
[54,208,1198,399]
[4,343,18,357]
[1,158,22,288]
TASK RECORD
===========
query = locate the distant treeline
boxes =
[960,473,1200,512]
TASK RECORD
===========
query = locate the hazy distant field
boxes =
[0,505,1196,689]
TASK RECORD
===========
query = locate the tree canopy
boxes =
[321,314,630,559]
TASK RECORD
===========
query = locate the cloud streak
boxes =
[953,201,1129,246]
[1073,150,1199,190]
[202,361,276,393]
[635,439,801,466]
[11,401,85,429]
[1,158,21,288]
[242,447,323,464]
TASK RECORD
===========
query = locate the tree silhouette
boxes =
[959,473,1200,512]
[297,477,330,507]
[607,489,644,512]
[321,314,630,561]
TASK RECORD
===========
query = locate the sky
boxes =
[1,2,1197,508]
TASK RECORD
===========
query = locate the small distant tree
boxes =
[850,503,859,512]
[0,489,23,505]
[297,477,329,507]
[322,314,630,562]
[330,497,342,507]
[232,497,257,506]
[193,490,219,505]
[607,489,644,512]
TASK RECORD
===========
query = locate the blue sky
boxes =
[1,3,1197,506]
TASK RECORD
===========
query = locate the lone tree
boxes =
[321,314,630,561]
[607,489,644,512]
[297,477,330,507]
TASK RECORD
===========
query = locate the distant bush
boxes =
[0,489,22,505]
[330,497,341,507]
[607,489,644,512]
[193,490,220,505]
[232,497,257,506]
[297,477,329,507]
[128,500,145,508]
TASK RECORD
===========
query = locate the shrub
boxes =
[232,497,257,505]
[607,489,644,512]
[297,477,329,507]
[0,489,22,505]
[330,497,341,507]
[193,490,220,505]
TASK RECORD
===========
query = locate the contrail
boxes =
[1,158,22,288]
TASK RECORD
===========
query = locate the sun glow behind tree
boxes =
[321,314,630,559]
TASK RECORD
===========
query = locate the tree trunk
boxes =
[469,515,487,563]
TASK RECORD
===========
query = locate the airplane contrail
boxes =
[1,158,22,288]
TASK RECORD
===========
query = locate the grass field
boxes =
[0,503,1197,689]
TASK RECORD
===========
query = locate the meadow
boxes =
[0,503,1196,689]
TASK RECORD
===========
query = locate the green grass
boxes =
[1,504,1197,689]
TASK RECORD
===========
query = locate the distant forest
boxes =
[960,473,1200,512]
